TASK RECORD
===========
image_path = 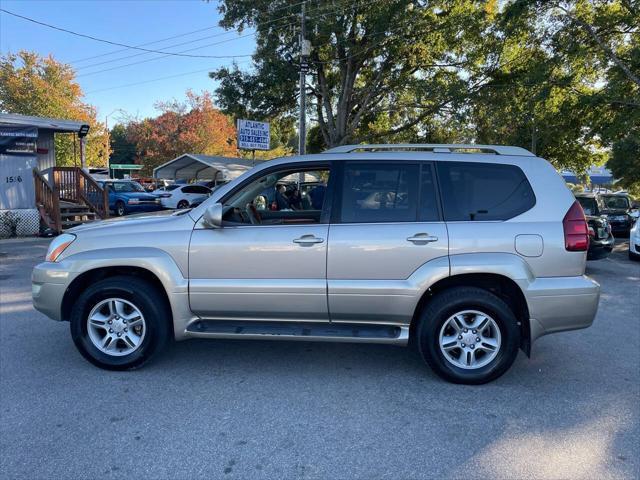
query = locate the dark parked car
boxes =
[600,193,635,235]
[575,193,614,260]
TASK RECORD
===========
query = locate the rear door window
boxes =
[339,163,419,223]
[437,162,535,221]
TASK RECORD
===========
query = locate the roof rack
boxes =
[324,143,535,157]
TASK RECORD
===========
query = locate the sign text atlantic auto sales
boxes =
[237,119,270,151]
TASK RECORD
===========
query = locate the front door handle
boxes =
[407,233,438,244]
[293,235,324,245]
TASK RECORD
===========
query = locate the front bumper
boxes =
[609,220,632,233]
[125,203,163,213]
[32,262,77,321]
[526,275,600,343]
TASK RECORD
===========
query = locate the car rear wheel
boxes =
[70,276,170,370]
[177,200,189,209]
[115,200,126,216]
[417,287,520,384]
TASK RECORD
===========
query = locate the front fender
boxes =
[39,247,193,340]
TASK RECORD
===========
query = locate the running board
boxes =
[185,320,409,345]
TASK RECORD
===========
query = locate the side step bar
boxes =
[186,320,409,345]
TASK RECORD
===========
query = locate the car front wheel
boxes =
[417,287,520,384]
[70,276,170,370]
[176,200,189,209]
[115,200,126,216]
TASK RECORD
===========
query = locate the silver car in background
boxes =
[32,144,600,384]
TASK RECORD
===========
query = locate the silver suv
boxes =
[32,144,600,384]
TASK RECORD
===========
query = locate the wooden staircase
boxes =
[33,167,109,234]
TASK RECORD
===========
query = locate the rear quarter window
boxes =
[437,162,536,221]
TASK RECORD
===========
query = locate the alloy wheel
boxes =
[438,310,502,369]
[87,298,146,356]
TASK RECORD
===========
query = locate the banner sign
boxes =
[0,126,38,155]
[0,154,37,209]
[237,119,270,151]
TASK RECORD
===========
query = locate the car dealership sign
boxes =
[237,119,270,151]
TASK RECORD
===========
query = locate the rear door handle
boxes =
[293,235,324,245]
[407,233,438,244]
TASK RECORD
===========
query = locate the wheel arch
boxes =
[58,248,191,339]
[411,272,531,356]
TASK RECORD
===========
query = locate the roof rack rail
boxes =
[324,143,535,157]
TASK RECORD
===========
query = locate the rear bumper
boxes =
[587,235,614,260]
[526,275,600,343]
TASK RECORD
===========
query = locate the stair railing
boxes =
[77,169,109,219]
[33,168,62,233]
[52,167,109,219]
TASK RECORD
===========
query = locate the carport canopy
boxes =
[153,154,254,182]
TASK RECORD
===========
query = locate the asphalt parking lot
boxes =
[0,238,638,479]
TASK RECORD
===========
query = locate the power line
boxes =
[77,30,256,72]
[70,25,228,64]
[71,0,314,65]
[75,0,364,73]
[84,61,252,94]
[0,8,253,59]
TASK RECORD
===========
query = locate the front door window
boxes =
[221,168,330,225]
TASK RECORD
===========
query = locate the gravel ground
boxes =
[0,237,638,479]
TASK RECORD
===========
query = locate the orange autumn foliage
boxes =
[128,90,238,175]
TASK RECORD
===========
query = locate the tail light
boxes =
[563,201,589,251]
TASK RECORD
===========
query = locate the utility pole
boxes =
[298,1,310,155]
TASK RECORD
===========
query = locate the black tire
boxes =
[70,276,171,370]
[417,287,520,384]
[630,250,640,261]
[115,200,126,216]
[177,200,189,209]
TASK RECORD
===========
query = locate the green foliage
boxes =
[109,124,137,166]
[212,0,639,182]
[0,51,108,167]
[608,136,640,189]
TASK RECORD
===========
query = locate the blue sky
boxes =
[0,0,256,123]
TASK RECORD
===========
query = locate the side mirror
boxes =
[202,202,223,228]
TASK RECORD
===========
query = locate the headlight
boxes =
[128,198,140,204]
[45,233,76,262]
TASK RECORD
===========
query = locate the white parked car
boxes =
[154,184,212,209]
[630,215,640,261]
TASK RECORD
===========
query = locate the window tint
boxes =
[222,168,330,225]
[189,186,210,194]
[576,196,597,216]
[340,163,419,223]
[602,195,630,209]
[437,162,535,221]
[419,166,439,221]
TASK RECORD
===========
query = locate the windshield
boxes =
[576,197,597,215]
[602,196,630,210]
[105,181,145,193]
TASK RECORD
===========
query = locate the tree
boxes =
[109,123,137,166]
[127,90,238,175]
[0,51,108,167]
[480,1,639,176]
[212,0,638,178]
[608,136,640,191]
[212,0,492,147]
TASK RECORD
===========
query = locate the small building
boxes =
[0,113,106,237]
[153,153,254,184]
